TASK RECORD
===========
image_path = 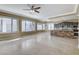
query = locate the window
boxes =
[0,16,17,33]
[13,19,17,32]
[25,21,32,31]
[2,18,12,32]
[22,20,26,32]
[22,20,36,32]
[47,23,54,30]
[37,23,42,30]
[31,22,35,31]
[42,24,46,30]
[0,18,2,32]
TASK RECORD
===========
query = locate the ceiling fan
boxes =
[23,5,41,13]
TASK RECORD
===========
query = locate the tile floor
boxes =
[0,32,78,55]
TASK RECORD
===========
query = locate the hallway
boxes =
[0,32,78,55]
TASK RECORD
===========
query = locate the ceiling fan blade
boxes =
[34,10,40,13]
[34,7,41,9]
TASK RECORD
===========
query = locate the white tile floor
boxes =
[0,32,78,55]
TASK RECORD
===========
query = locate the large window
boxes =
[2,18,12,32]
[22,20,35,32]
[0,18,2,32]
[30,22,35,31]
[37,23,42,30]
[47,23,54,30]
[22,20,26,32]
[0,16,17,33]
[42,24,46,30]
[13,19,17,32]
[25,21,32,31]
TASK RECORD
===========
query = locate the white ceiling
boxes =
[0,4,78,22]
[48,15,78,23]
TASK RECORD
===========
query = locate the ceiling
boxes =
[0,4,78,22]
